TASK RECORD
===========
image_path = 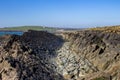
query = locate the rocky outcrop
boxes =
[60,30,120,80]
[0,31,64,80]
[0,29,120,80]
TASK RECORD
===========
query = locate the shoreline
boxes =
[0,30,25,32]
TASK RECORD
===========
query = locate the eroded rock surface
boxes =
[0,31,64,80]
[60,30,120,80]
[0,30,120,80]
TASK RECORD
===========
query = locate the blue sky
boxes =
[0,0,120,28]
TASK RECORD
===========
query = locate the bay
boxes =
[0,31,23,36]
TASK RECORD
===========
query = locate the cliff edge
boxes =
[0,27,120,80]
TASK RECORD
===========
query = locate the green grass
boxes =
[0,26,57,32]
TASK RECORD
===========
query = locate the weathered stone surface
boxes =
[0,31,64,80]
[0,29,120,80]
[60,30,120,79]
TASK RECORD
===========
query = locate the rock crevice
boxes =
[0,30,120,80]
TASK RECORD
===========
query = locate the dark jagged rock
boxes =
[0,29,120,80]
[0,31,64,80]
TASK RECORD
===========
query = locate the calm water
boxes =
[0,31,23,36]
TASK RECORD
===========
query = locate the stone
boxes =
[0,28,120,80]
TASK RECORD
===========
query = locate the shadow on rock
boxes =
[0,30,65,80]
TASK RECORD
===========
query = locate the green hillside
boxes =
[0,26,57,32]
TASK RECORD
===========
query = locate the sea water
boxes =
[0,31,23,36]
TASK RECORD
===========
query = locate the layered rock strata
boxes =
[0,30,120,80]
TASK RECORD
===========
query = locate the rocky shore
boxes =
[0,29,120,80]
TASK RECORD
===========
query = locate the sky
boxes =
[0,0,120,28]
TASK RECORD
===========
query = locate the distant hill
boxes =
[0,26,58,32]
